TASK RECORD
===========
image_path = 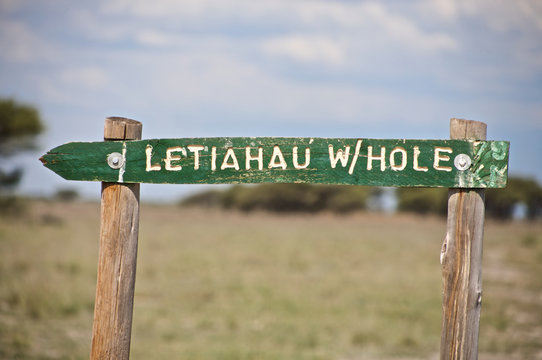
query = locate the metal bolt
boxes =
[107,152,124,169]
[454,154,471,171]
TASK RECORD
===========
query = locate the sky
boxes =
[1,0,541,202]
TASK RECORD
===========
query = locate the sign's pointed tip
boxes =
[39,155,47,166]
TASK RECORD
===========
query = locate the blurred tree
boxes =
[181,189,224,208]
[0,99,44,154]
[396,187,448,216]
[486,177,542,220]
[0,98,44,192]
[180,184,368,213]
[397,177,542,220]
[53,188,80,202]
[222,183,327,213]
[324,185,368,213]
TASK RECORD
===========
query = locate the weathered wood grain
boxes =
[91,117,141,360]
[104,117,142,141]
[40,137,509,188]
[440,118,486,360]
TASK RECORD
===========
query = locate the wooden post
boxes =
[91,117,142,359]
[440,118,487,360]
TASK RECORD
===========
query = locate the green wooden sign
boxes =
[40,137,509,188]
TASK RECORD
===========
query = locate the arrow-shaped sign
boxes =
[40,137,509,188]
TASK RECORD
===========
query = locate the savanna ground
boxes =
[0,199,541,359]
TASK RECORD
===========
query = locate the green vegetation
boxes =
[0,98,44,153]
[0,98,45,215]
[1,200,541,359]
[181,177,542,220]
[485,177,542,219]
[53,188,80,202]
[396,187,448,216]
[395,177,542,219]
[181,184,370,213]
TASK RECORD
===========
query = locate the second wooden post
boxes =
[440,118,487,360]
[91,117,142,359]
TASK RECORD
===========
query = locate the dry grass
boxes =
[0,200,540,359]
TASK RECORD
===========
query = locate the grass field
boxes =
[0,200,541,359]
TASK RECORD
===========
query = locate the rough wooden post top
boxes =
[450,118,487,140]
[104,117,142,141]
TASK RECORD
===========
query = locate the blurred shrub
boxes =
[326,186,369,213]
[486,177,542,220]
[396,188,448,216]
[0,196,26,216]
[53,188,80,202]
[0,168,22,190]
[180,184,368,213]
[180,189,224,207]
[0,98,44,160]
[0,98,45,214]
[180,177,542,219]
[397,177,542,220]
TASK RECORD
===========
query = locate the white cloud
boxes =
[418,0,460,21]
[100,0,262,24]
[129,50,446,129]
[60,66,109,89]
[31,66,110,105]
[262,35,346,66]
[135,29,180,47]
[0,19,54,62]
[361,2,458,53]
[98,0,458,55]
[71,9,132,43]
[0,0,25,13]
[466,0,534,33]
[518,0,542,32]
[259,2,458,66]
[436,0,458,21]
[420,0,542,33]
